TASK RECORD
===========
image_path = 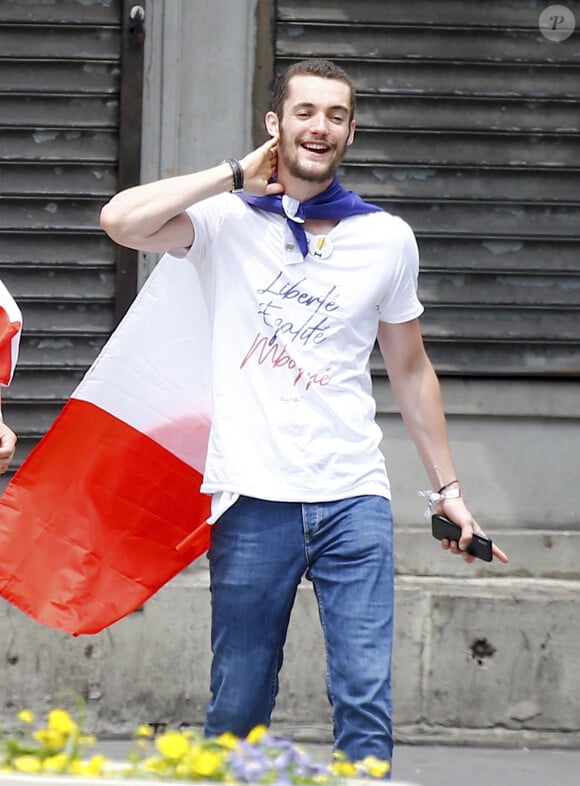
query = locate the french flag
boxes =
[0,255,213,636]
[0,277,22,386]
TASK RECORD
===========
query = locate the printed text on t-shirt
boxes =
[256,272,339,347]
[240,333,332,391]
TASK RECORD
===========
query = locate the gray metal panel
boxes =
[0,267,115,301]
[340,164,580,203]
[8,369,90,400]
[0,61,119,93]
[418,238,580,273]
[347,130,577,167]
[17,302,112,332]
[0,130,117,161]
[0,164,117,196]
[371,342,580,376]
[421,307,580,341]
[274,1,580,376]
[277,58,580,99]
[0,25,121,59]
[370,201,579,239]
[0,199,111,231]
[277,0,568,28]
[0,0,119,24]
[0,0,122,479]
[419,272,580,308]
[0,96,119,128]
[354,96,579,133]
[12,336,108,369]
[0,233,115,265]
[2,402,63,433]
[276,23,579,64]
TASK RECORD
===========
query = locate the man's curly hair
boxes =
[270,59,356,122]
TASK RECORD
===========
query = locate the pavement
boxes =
[95,738,580,786]
[391,744,580,786]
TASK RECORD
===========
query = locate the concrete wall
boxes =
[137,0,258,285]
[379,377,580,531]
[1,0,579,748]
[2,549,580,747]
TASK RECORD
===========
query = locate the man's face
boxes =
[274,75,355,184]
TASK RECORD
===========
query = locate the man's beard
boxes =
[279,134,348,183]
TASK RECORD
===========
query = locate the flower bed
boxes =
[0,708,420,785]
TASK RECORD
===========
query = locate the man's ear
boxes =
[347,119,356,147]
[265,111,279,137]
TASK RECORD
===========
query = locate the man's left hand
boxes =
[439,496,509,564]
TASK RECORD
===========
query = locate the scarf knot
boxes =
[238,178,382,257]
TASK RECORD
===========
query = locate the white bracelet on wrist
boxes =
[418,486,462,518]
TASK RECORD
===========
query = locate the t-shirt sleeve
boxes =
[182,203,211,265]
[377,218,424,324]
[180,193,235,266]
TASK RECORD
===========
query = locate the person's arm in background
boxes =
[100,136,282,253]
[0,388,17,474]
[377,318,508,564]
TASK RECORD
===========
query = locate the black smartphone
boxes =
[431,514,493,562]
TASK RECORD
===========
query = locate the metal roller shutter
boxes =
[274,0,580,377]
[0,0,142,489]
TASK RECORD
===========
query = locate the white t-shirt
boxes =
[184,193,423,508]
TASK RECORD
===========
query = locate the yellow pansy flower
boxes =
[13,755,43,774]
[156,730,190,759]
[246,724,268,744]
[33,728,66,749]
[17,709,35,724]
[361,755,390,778]
[175,762,190,778]
[43,753,68,773]
[70,754,108,777]
[47,708,77,735]
[189,748,224,777]
[142,756,168,773]
[331,759,356,777]
[216,731,239,750]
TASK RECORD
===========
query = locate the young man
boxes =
[101,59,507,768]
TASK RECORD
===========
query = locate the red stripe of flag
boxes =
[0,397,211,636]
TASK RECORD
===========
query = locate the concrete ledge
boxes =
[394,724,580,748]
[394,528,580,580]
[2,571,579,746]
[374,376,580,419]
[394,577,580,738]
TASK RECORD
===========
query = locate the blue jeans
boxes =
[204,495,395,766]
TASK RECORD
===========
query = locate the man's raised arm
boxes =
[100,136,282,253]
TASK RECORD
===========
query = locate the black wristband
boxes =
[223,158,244,193]
[437,479,460,494]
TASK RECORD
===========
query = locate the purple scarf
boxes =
[238,178,382,257]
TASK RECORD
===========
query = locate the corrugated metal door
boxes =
[0,0,142,489]
[274,0,580,376]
